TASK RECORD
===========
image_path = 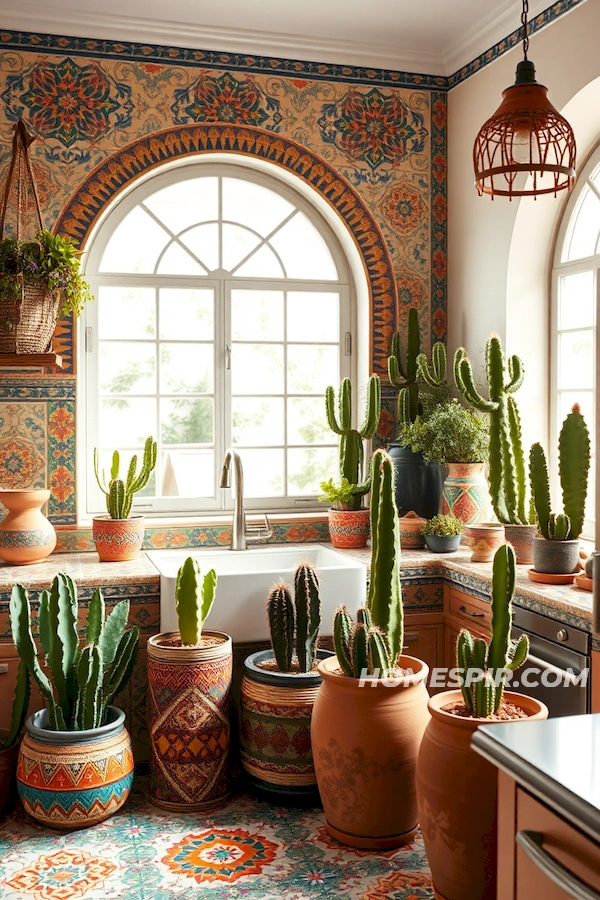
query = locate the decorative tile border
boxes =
[0,376,76,401]
[429,91,447,346]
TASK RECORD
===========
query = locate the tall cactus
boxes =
[417,341,447,389]
[94,435,157,519]
[456,544,529,716]
[9,574,139,731]
[388,307,421,425]
[267,563,322,673]
[454,337,529,525]
[268,582,294,672]
[325,375,380,510]
[175,556,217,645]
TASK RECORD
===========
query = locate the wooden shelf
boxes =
[0,353,63,369]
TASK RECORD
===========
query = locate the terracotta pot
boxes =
[399,510,427,548]
[463,522,505,562]
[0,489,56,565]
[0,739,18,815]
[442,463,491,526]
[92,514,145,561]
[417,690,548,900]
[504,523,538,565]
[311,654,430,849]
[327,507,369,549]
[17,706,133,828]
[240,648,333,800]
[147,631,232,811]
[532,536,580,575]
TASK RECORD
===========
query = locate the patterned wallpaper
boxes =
[0,32,448,532]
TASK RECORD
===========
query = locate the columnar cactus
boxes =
[388,307,421,425]
[267,562,322,673]
[175,556,218,645]
[417,341,448,389]
[10,574,139,731]
[325,375,381,510]
[456,544,529,716]
[94,435,157,519]
[530,404,590,541]
[454,336,529,525]
[2,659,30,750]
[333,607,392,677]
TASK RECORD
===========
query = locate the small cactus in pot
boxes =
[268,562,321,673]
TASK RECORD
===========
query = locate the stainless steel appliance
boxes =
[509,607,590,717]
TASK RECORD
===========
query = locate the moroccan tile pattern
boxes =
[0,776,434,899]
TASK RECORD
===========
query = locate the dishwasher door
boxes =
[507,629,589,718]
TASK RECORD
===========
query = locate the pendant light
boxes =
[473,0,576,199]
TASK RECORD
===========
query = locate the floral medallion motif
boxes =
[171,71,282,130]
[5,849,117,900]
[0,439,42,487]
[381,178,427,235]
[397,271,427,309]
[161,829,280,883]
[47,406,75,442]
[319,88,428,170]
[360,869,433,899]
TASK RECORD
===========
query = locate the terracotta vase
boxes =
[0,740,18,815]
[327,507,369,549]
[399,510,427,548]
[0,489,56,565]
[147,631,232,811]
[92,514,145,561]
[463,522,505,562]
[442,463,491,526]
[311,654,430,849]
[417,690,548,900]
[17,706,134,828]
[503,523,538,565]
[240,649,333,800]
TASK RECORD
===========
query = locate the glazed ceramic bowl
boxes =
[463,523,505,562]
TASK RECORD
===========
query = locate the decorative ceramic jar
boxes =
[92,514,145,561]
[398,511,427,549]
[442,463,490,525]
[0,489,56,565]
[532,536,580,576]
[17,706,134,828]
[503,523,538,565]
[327,508,369,549]
[240,648,333,800]
[463,522,505,562]
[386,445,443,519]
[147,631,232,811]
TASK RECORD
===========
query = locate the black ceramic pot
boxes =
[386,445,444,519]
[423,534,461,554]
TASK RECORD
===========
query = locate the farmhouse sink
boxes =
[146,544,367,642]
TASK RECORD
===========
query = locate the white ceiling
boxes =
[0,0,558,76]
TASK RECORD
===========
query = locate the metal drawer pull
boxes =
[516,831,600,900]
[0,663,8,674]
[526,653,583,687]
[459,605,485,618]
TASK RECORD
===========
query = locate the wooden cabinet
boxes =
[447,585,491,631]
[0,647,44,733]
[403,623,438,675]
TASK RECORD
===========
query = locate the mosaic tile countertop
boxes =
[0,777,433,900]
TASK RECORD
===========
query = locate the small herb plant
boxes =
[319,477,364,511]
[398,400,488,465]
[422,514,463,537]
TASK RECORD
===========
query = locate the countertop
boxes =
[472,714,600,843]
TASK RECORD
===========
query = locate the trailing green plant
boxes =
[325,375,380,510]
[456,544,529,716]
[454,336,531,526]
[529,404,590,541]
[267,562,321,674]
[422,514,463,537]
[0,231,93,319]
[175,556,218,645]
[94,435,157,519]
[9,573,139,731]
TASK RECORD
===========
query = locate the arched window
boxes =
[552,147,599,538]
[82,162,354,517]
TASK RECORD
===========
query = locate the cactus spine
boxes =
[456,544,529,716]
[94,435,157,519]
[267,562,322,673]
[175,556,217,645]
[10,574,139,731]
[325,375,381,510]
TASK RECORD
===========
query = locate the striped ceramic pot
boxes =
[240,649,333,801]
[17,706,134,828]
[92,515,145,561]
[328,508,370,549]
[442,463,490,526]
[147,631,232,811]
[0,489,56,565]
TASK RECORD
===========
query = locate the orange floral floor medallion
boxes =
[161,828,280,883]
[5,849,117,900]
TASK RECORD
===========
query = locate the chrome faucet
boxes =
[219,448,273,550]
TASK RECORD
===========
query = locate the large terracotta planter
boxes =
[387,444,444,519]
[417,690,548,900]
[0,489,56,565]
[311,654,430,849]
[442,463,490,526]
[92,514,145,561]
[327,507,369,549]
[240,648,333,801]
[504,523,538,565]
[17,706,134,828]
[148,630,232,811]
[532,536,580,575]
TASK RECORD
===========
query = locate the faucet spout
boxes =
[220,448,245,550]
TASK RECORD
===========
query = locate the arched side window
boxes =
[82,162,354,517]
[552,147,600,538]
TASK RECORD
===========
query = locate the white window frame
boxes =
[80,161,355,519]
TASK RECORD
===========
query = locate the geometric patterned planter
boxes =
[147,631,232,812]
[442,463,490,526]
[327,508,370,549]
[92,515,145,562]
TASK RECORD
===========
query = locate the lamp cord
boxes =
[521,0,529,60]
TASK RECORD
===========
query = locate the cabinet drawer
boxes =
[403,625,437,675]
[448,588,491,631]
[0,651,44,733]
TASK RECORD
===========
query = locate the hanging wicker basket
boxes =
[0,121,59,354]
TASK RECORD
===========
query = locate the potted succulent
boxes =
[0,659,30,814]
[322,374,380,548]
[11,573,138,828]
[311,449,430,849]
[240,561,332,801]
[147,556,232,811]
[93,435,157,561]
[530,404,590,579]
[417,544,548,900]
[455,336,537,563]
[422,514,463,552]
